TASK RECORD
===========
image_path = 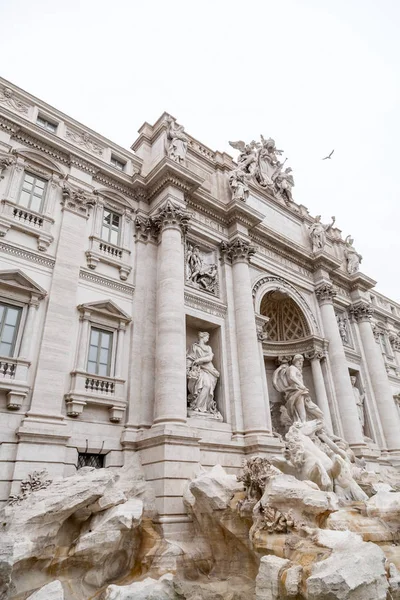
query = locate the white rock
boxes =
[306,530,389,599]
[365,490,400,519]
[284,564,303,597]
[188,465,243,511]
[256,555,290,600]
[27,580,64,599]
[0,535,13,600]
[104,573,178,599]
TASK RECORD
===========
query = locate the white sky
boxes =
[0,0,399,300]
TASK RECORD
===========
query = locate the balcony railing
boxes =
[0,199,54,251]
[85,235,131,280]
[65,369,127,422]
[85,376,115,394]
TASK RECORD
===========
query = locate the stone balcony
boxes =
[0,356,31,410]
[65,370,127,423]
[0,198,54,251]
[85,235,131,280]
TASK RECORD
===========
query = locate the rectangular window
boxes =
[87,327,113,376]
[19,172,47,213]
[101,209,121,245]
[77,452,104,469]
[36,116,57,133]
[0,302,22,357]
[110,156,125,171]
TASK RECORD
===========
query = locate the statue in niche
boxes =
[308,215,336,253]
[186,332,222,420]
[344,235,362,274]
[273,166,295,205]
[350,375,365,432]
[228,168,250,202]
[337,314,349,345]
[186,243,218,294]
[272,354,324,424]
[165,116,188,164]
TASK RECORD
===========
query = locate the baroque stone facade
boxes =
[0,77,400,599]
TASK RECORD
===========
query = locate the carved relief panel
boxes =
[185,240,219,296]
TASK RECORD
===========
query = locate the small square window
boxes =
[110,156,125,171]
[36,116,58,133]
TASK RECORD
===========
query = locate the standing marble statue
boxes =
[344,235,362,274]
[350,375,365,432]
[308,215,335,253]
[272,354,323,424]
[186,332,222,419]
[165,116,188,164]
[337,315,349,345]
[273,166,294,204]
[228,168,250,202]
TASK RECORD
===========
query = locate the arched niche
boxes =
[252,275,320,336]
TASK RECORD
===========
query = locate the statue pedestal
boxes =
[187,409,223,422]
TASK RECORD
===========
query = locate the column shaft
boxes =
[76,318,90,371]
[317,285,364,445]
[114,327,125,379]
[153,202,189,425]
[356,314,400,451]
[310,356,333,433]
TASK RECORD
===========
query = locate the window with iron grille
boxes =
[36,115,58,133]
[0,302,22,357]
[77,452,104,469]
[19,172,47,213]
[101,209,121,246]
[87,327,113,376]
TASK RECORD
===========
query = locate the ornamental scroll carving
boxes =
[0,155,15,179]
[62,185,96,218]
[65,128,104,156]
[0,87,29,114]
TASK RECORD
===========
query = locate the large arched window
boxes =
[260,291,310,341]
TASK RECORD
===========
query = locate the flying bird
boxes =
[322,149,335,160]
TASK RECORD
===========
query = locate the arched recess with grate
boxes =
[260,290,310,341]
[252,275,319,337]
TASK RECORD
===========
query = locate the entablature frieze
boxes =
[184,288,227,319]
[145,157,204,202]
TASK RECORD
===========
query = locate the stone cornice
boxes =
[184,288,227,319]
[309,250,342,272]
[0,240,55,269]
[79,269,135,296]
[145,156,204,201]
[225,199,264,229]
[332,269,377,293]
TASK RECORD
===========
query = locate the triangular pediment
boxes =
[78,300,131,323]
[0,270,47,298]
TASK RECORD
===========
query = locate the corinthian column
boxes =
[316,283,365,446]
[351,301,400,452]
[153,201,190,426]
[221,239,269,436]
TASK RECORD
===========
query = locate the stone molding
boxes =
[304,349,326,361]
[0,240,55,269]
[220,238,255,264]
[262,335,328,360]
[79,269,135,296]
[389,333,400,352]
[349,301,373,323]
[152,200,190,236]
[315,282,337,304]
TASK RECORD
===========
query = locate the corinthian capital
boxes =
[349,301,373,323]
[0,155,15,179]
[220,238,256,264]
[315,283,336,304]
[152,200,190,236]
[134,215,160,243]
[61,185,96,218]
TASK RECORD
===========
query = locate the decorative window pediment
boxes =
[77,300,131,326]
[0,269,46,303]
[12,149,65,177]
